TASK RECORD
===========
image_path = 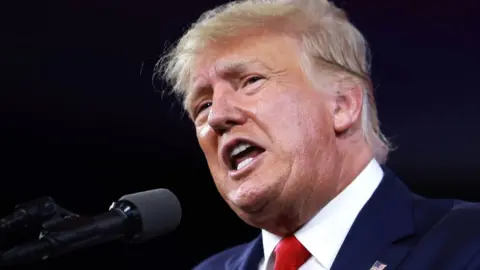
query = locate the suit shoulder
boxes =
[400,200,480,269]
[193,242,252,270]
[412,195,480,233]
[419,200,480,248]
[466,246,480,270]
[451,200,480,212]
[446,201,480,225]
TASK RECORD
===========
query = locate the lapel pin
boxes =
[370,261,387,270]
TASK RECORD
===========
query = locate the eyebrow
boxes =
[185,59,272,111]
[214,58,273,76]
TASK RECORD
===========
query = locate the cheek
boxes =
[197,123,210,138]
[260,90,331,152]
[196,125,219,166]
[198,140,226,184]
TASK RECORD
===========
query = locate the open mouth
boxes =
[226,141,266,171]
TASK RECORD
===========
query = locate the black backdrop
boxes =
[1,0,479,269]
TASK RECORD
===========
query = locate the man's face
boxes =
[187,33,340,228]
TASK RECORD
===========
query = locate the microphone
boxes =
[0,188,182,266]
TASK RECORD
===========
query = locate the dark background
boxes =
[1,0,479,269]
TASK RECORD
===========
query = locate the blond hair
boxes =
[158,0,392,163]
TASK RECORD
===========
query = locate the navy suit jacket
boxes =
[194,168,480,270]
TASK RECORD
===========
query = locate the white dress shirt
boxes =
[259,159,384,270]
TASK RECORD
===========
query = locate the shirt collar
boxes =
[261,158,384,269]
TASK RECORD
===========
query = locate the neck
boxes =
[335,144,374,196]
[268,143,374,237]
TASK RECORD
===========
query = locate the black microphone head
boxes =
[118,188,181,243]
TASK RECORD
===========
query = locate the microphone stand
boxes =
[0,197,80,246]
[0,199,81,264]
[0,202,135,266]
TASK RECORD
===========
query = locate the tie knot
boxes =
[274,235,312,270]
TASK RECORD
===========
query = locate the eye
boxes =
[195,101,212,116]
[242,75,264,87]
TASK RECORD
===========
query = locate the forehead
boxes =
[193,58,273,87]
[185,34,301,105]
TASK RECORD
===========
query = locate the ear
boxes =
[332,80,363,134]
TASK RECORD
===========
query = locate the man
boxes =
[159,0,480,269]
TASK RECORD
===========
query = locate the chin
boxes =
[236,203,291,233]
[227,182,273,214]
[237,200,302,236]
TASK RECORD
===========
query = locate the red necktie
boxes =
[273,235,312,270]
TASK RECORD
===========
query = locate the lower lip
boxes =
[228,152,266,180]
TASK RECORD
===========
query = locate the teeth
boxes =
[237,157,254,170]
[230,143,252,157]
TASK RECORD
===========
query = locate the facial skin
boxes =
[187,32,372,236]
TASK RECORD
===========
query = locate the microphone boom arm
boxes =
[1,201,138,266]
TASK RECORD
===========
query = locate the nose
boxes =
[207,89,247,135]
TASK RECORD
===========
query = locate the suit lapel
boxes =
[230,235,264,270]
[331,168,416,270]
